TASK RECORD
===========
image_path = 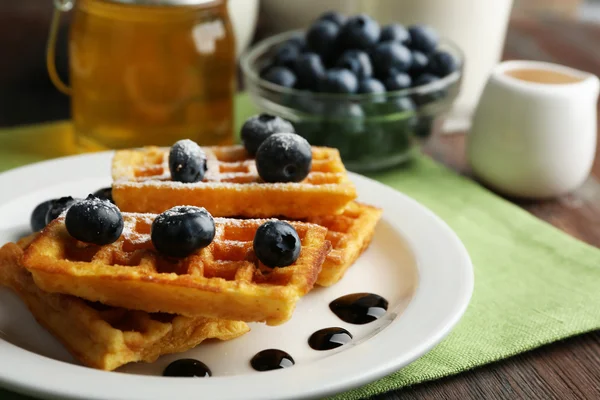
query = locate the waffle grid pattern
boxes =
[0,238,249,371]
[22,214,331,325]
[308,202,383,286]
[111,146,357,218]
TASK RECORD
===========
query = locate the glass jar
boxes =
[48,0,235,150]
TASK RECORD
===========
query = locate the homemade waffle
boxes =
[22,213,331,325]
[0,237,249,371]
[309,202,382,287]
[111,145,356,218]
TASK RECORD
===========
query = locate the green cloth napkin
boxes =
[0,94,599,400]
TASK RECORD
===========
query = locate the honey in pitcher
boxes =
[69,0,235,150]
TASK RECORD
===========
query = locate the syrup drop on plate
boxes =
[329,293,388,324]
[250,349,295,371]
[308,327,353,350]
[163,359,211,377]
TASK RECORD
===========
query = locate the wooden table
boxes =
[377,16,600,400]
[1,12,599,399]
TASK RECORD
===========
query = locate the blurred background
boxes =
[0,0,598,127]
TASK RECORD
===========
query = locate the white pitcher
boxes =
[468,60,600,198]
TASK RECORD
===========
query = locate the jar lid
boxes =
[104,0,219,5]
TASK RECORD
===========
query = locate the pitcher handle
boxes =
[47,0,74,96]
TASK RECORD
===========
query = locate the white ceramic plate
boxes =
[0,152,473,400]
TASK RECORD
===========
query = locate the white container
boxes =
[467,60,600,198]
[228,0,259,57]
[260,0,514,129]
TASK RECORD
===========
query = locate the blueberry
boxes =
[285,34,306,51]
[361,124,392,159]
[380,24,410,45]
[31,199,53,231]
[151,206,215,258]
[169,139,207,183]
[384,72,412,91]
[364,116,413,162]
[290,95,326,144]
[253,220,301,268]
[323,104,365,161]
[410,51,429,74]
[93,187,114,204]
[293,52,325,90]
[376,96,417,116]
[412,73,440,87]
[377,111,416,153]
[318,68,358,94]
[306,20,340,60]
[293,119,323,146]
[317,11,346,27]
[338,14,380,50]
[366,116,411,156]
[391,96,417,113]
[357,78,386,95]
[241,114,295,156]
[292,93,326,115]
[45,196,78,225]
[262,66,297,88]
[335,50,373,79]
[272,43,301,70]
[371,42,412,77]
[327,103,365,135]
[428,51,457,77]
[408,25,438,54]
[255,133,312,183]
[65,195,124,245]
[411,74,446,106]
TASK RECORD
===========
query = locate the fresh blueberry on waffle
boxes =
[151,206,216,258]
[255,133,312,183]
[65,195,124,245]
[254,220,301,268]
[169,139,208,183]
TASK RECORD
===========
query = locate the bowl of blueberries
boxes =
[241,11,463,172]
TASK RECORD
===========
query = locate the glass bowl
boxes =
[241,31,464,172]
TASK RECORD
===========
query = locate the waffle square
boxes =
[309,202,382,286]
[0,237,249,371]
[111,145,357,218]
[22,214,331,326]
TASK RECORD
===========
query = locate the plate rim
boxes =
[0,152,474,400]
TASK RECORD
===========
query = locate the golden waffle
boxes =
[22,213,331,326]
[0,237,249,371]
[309,202,382,287]
[111,145,357,218]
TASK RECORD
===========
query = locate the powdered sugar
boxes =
[115,179,343,190]
[168,140,208,184]
[170,139,203,159]
[57,195,118,220]
[112,145,346,195]
[121,213,154,244]
[161,206,207,218]
[265,133,309,153]
[84,211,313,249]
[86,195,117,210]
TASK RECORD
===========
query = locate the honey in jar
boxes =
[48,0,236,150]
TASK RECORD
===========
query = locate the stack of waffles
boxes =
[0,144,382,371]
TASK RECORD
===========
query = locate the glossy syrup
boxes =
[163,359,211,377]
[250,349,295,371]
[308,327,353,351]
[329,293,388,324]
